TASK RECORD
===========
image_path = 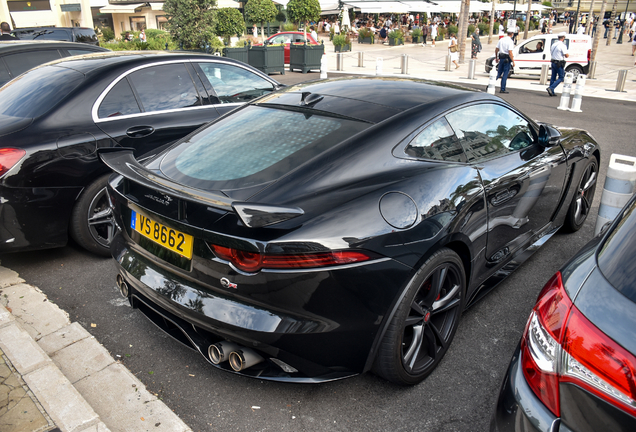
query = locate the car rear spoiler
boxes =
[99,148,304,228]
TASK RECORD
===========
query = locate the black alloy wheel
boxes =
[564,156,598,232]
[374,248,466,385]
[70,174,117,256]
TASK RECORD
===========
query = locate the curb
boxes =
[0,266,192,432]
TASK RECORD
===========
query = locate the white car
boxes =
[485,33,591,79]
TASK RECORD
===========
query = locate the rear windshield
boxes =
[160,105,369,190]
[597,198,636,303]
[0,65,84,119]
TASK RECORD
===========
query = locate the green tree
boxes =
[163,0,217,49]
[214,7,245,45]
[244,0,278,41]
[286,0,321,40]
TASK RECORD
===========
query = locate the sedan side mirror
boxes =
[538,124,561,147]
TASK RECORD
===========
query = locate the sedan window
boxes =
[98,78,141,118]
[4,50,62,77]
[196,63,275,104]
[0,61,11,86]
[446,104,534,162]
[128,63,201,113]
[405,117,466,162]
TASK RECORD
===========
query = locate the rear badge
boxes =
[220,278,237,289]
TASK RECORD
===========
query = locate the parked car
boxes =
[102,77,600,384]
[491,192,636,432]
[11,27,99,45]
[0,40,108,87]
[0,52,282,256]
[485,33,592,79]
[262,31,319,63]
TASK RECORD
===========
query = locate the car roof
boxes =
[0,40,107,53]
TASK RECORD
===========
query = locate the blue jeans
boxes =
[497,57,511,91]
[549,61,565,91]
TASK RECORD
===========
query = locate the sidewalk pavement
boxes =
[0,265,192,432]
[313,25,636,102]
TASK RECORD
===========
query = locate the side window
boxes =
[550,38,570,49]
[0,60,11,86]
[33,30,71,41]
[196,63,274,104]
[128,63,201,112]
[268,35,285,44]
[519,38,545,54]
[405,117,465,162]
[446,104,534,162]
[98,79,141,118]
[4,50,62,77]
[73,30,98,44]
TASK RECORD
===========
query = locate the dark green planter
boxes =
[358,36,374,44]
[388,38,404,46]
[334,44,351,52]
[223,46,248,64]
[289,43,324,74]
[411,36,421,44]
[248,45,285,75]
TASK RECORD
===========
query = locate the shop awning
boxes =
[99,3,144,13]
[10,11,57,27]
[149,2,163,10]
[90,0,109,7]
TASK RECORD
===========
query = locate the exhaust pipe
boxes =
[229,348,263,372]
[115,274,129,298]
[208,341,240,364]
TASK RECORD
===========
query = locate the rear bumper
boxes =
[491,344,559,432]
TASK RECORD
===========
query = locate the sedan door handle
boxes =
[543,54,546,60]
[126,126,155,138]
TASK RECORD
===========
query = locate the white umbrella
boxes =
[341,6,351,29]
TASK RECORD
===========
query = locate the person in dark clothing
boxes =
[0,22,18,40]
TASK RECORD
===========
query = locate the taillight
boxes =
[587,49,591,63]
[521,271,636,418]
[210,244,372,273]
[0,148,26,177]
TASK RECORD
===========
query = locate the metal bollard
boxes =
[320,55,328,79]
[588,61,597,79]
[595,154,636,235]
[445,55,452,71]
[336,53,344,71]
[486,67,497,95]
[358,51,364,68]
[615,70,628,92]
[539,64,549,85]
[569,74,586,112]
[376,57,383,75]
[467,59,476,80]
[557,73,574,111]
[401,54,409,74]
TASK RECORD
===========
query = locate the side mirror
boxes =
[538,124,562,147]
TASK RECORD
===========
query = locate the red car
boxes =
[263,31,319,64]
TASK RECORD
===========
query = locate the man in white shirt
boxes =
[547,32,569,96]
[495,28,516,93]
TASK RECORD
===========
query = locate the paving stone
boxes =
[50,336,115,384]
[0,304,15,329]
[38,323,91,357]
[0,267,24,289]
[0,284,70,340]
[77,421,112,432]
[73,363,192,432]
[0,324,50,375]
[24,364,98,432]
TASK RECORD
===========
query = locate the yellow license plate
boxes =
[131,210,193,259]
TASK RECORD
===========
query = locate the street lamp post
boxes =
[617,0,631,43]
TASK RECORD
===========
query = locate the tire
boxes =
[373,248,466,385]
[69,174,116,257]
[563,156,598,233]
[566,65,584,81]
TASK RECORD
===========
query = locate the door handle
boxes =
[126,126,155,138]
[543,54,546,60]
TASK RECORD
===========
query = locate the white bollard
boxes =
[569,74,586,112]
[595,154,636,235]
[376,57,383,75]
[487,66,497,95]
[320,55,328,79]
[557,72,574,111]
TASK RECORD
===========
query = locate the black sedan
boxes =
[102,77,600,384]
[0,52,281,255]
[491,194,636,431]
[0,40,107,86]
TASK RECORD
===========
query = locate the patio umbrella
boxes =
[341,5,351,30]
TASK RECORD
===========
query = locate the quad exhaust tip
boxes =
[208,341,240,364]
[229,348,263,372]
[115,274,129,298]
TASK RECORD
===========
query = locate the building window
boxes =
[156,15,168,30]
[130,16,146,31]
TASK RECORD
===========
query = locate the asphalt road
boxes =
[2,73,634,432]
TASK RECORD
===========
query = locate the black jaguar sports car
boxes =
[102,77,600,384]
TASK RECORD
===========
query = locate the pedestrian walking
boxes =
[449,33,459,68]
[495,28,515,93]
[422,21,428,45]
[546,32,569,96]
[431,22,437,46]
[471,28,481,59]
